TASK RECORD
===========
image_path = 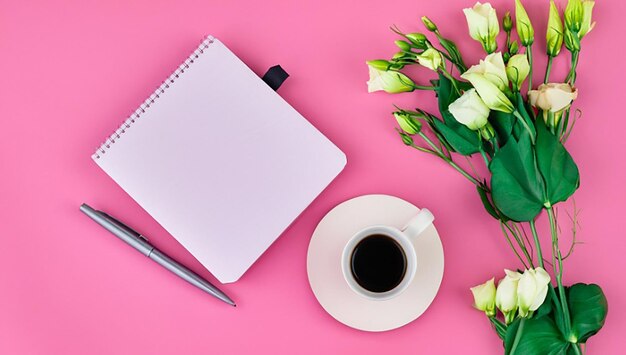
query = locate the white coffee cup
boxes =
[341,208,435,301]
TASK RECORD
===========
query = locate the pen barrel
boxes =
[148,249,235,305]
[80,204,153,256]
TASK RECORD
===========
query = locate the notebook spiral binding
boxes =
[93,36,215,160]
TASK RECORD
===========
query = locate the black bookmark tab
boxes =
[262,65,289,91]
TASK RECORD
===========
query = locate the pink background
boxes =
[1,0,623,353]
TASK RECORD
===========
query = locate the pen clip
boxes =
[98,211,143,239]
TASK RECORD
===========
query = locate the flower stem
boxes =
[544,56,553,84]
[560,50,581,141]
[509,318,525,355]
[529,220,544,268]
[531,214,564,336]
[547,206,573,339]
[500,222,530,268]
[441,69,461,95]
[448,159,480,185]
[412,85,438,91]
[418,132,480,186]
[479,148,490,167]
[566,51,580,84]
[526,45,533,93]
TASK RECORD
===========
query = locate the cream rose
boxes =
[529,83,578,113]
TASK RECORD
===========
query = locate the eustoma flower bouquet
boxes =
[367,0,607,353]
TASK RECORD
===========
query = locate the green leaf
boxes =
[567,283,608,343]
[477,185,501,220]
[434,73,482,155]
[490,317,508,341]
[503,318,521,353]
[432,120,481,155]
[490,110,515,146]
[490,134,545,221]
[512,92,536,141]
[436,35,466,73]
[436,72,455,111]
[535,120,580,206]
[505,317,570,355]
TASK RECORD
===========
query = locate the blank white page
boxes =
[93,37,346,283]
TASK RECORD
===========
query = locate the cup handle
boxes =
[402,208,435,240]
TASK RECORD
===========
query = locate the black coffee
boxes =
[350,234,407,293]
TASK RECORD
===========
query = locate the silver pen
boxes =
[80,203,236,307]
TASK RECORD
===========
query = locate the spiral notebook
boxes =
[92,36,346,283]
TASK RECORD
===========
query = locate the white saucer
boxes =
[306,194,444,332]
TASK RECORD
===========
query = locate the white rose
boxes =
[517,267,551,317]
[449,89,490,130]
[528,83,578,113]
[461,72,514,113]
[496,269,521,324]
[470,277,497,316]
[463,2,500,53]
[366,64,415,94]
[465,52,509,91]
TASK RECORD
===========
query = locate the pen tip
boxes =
[232,303,237,307]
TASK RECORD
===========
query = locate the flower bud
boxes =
[517,268,551,318]
[406,33,428,49]
[421,16,438,32]
[515,0,534,46]
[506,54,530,91]
[365,60,391,71]
[546,0,564,57]
[480,123,496,140]
[449,89,491,130]
[470,278,497,317]
[509,40,519,55]
[564,29,581,52]
[496,270,521,324]
[391,52,406,60]
[366,64,415,94]
[399,132,414,146]
[394,111,422,135]
[579,1,596,39]
[565,0,584,32]
[461,72,514,113]
[416,48,444,71]
[463,2,500,54]
[503,11,513,32]
[395,40,412,51]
